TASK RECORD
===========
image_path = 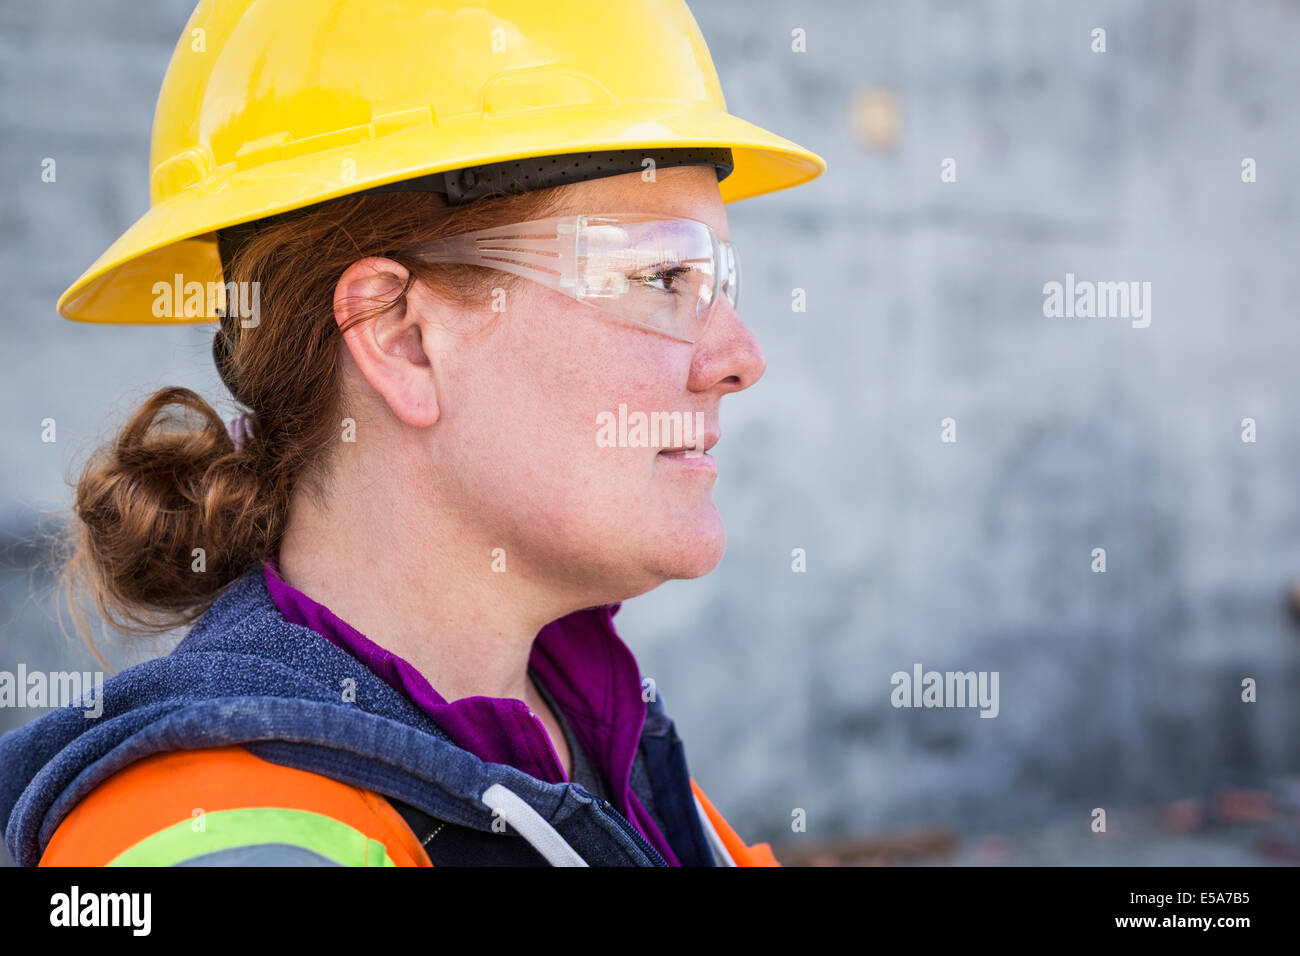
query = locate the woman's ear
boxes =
[333,257,441,429]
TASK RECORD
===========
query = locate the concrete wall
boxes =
[2,0,1298,862]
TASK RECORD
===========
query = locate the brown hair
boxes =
[54,186,566,661]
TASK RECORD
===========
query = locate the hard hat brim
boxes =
[57,104,826,325]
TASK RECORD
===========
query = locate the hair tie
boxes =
[226,411,256,452]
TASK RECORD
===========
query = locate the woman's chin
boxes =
[649,511,727,580]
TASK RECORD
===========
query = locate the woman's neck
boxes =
[276,472,569,708]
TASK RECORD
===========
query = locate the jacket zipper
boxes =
[524,699,667,866]
[421,821,445,847]
[596,798,669,867]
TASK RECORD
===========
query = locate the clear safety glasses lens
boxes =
[405,213,738,343]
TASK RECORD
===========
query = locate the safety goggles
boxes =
[403,213,738,343]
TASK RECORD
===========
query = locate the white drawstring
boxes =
[481,784,588,866]
[481,784,737,866]
[693,793,737,866]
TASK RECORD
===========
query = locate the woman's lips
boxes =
[656,430,719,454]
[652,428,718,472]
[656,447,717,472]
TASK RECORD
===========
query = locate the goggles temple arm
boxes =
[407,227,574,294]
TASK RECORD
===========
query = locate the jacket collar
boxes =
[261,555,680,865]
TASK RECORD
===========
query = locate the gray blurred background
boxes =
[3,0,1300,865]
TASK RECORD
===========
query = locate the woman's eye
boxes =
[636,265,690,294]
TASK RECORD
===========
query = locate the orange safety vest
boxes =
[39,745,780,867]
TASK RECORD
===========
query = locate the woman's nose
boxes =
[689,299,766,394]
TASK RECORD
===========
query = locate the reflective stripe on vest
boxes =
[107,807,395,866]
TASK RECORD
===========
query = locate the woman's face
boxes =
[351,165,765,607]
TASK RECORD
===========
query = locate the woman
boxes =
[0,0,824,866]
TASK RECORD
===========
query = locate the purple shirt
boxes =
[262,556,680,865]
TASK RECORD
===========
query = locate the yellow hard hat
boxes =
[57,0,826,325]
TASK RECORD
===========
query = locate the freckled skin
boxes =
[347,165,764,605]
[280,164,766,733]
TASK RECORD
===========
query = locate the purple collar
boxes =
[261,556,679,865]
